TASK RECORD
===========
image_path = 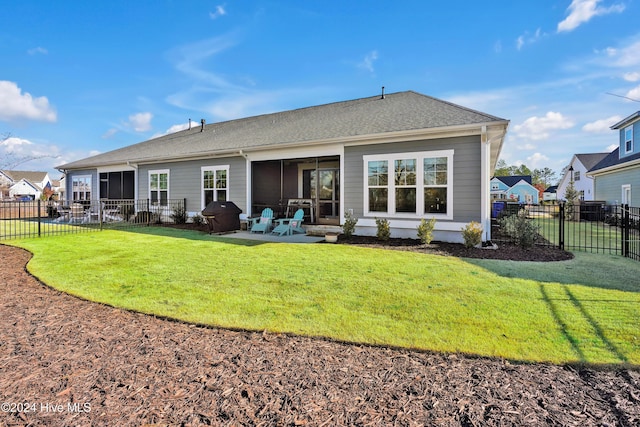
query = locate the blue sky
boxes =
[1,0,640,180]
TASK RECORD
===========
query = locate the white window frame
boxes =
[72,175,92,201]
[624,125,633,154]
[363,150,454,220]
[622,184,631,206]
[148,169,170,206]
[201,165,230,209]
[574,171,581,181]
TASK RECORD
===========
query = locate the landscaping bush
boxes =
[342,210,358,238]
[170,206,188,224]
[498,209,539,248]
[375,217,390,241]
[191,214,205,226]
[417,218,436,245]
[461,221,483,248]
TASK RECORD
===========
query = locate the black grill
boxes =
[201,201,242,234]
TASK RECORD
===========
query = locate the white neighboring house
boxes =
[0,170,53,200]
[557,153,609,201]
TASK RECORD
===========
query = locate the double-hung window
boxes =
[624,125,633,154]
[149,170,169,206]
[364,150,453,219]
[202,165,229,208]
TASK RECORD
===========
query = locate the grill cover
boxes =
[201,201,242,233]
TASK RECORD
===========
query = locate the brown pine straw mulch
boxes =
[1,243,639,426]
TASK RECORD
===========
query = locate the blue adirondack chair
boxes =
[271,209,305,236]
[248,208,274,234]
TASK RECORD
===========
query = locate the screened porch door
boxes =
[304,168,340,224]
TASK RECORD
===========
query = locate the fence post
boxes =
[623,204,630,258]
[558,201,565,251]
[37,199,42,237]
[146,199,150,226]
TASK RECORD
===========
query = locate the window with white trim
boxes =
[364,150,453,218]
[149,170,169,206]
[72,175,91,201]
[624,125,633,153]
[574,171,581,181]
[202,165,229,208]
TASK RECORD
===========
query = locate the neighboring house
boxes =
[589,111,640,206]
[0,170,53,200]
[490,175,539,204]
[543,185,558,202]
[57,91,509,243]
[557,153,608,202]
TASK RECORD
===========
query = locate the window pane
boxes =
[424,157,447,185]
[216,169,227,189]
[395,159,416,185]
[160,191,168,205]
[395,188,416,213]
[204,190,214,206]
[218,190,227,201]
[424,188,447,213]
[159,174,168,190]
[368,160,388,186]
[203,171,214,189]
[368,188,388,212]
[150,174,158,190]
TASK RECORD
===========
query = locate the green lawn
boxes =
[535,217,623,253]
[9,227,640,366]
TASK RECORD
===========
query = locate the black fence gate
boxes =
[492,202,640,261]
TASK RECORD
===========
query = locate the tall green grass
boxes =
[10,227,640,366]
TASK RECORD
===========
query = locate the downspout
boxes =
[480,126,491,242]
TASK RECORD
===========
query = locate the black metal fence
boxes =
[492,201,640,261]
[0,199,186,240]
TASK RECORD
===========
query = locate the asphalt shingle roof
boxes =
[58,91,507,170]
[575,153,609,170]
[494,175,532,187]
[589,147,640,172]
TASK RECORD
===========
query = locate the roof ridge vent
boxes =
[200,119,206,132]
[381,86,385,99]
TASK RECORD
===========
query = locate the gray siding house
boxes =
[57,91,509,243]
[590,111,640,206]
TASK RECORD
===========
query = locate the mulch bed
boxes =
[1,243,638,426]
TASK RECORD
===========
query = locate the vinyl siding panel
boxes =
[594,166,640,205]
[138,157,247,214]
[344,135,481,223]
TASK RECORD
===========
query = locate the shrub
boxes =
[170,206,188,224]
[375,217,390,241]
[191,214,205,226]
[461,221,483,248]
[498,209,539,248]
[417,218,436,245]
[342,210,358,238]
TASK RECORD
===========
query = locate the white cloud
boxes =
[527,152,550,168]
[127,112,153,132]
[27,47,48,55]
[358,50,378,73]
[494,40,502,53]
[1,136,33,151]
[513,112,575,140]
[606,143,618,152]
[209,5,226,19]
[623,72,640,82]
[558,0,625,33]
[0,81,57,123]
[151,122,193,139]
[102,128,118,139]
[626,84,640,101]
[516,28,544,50]
[582,115,622,132]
